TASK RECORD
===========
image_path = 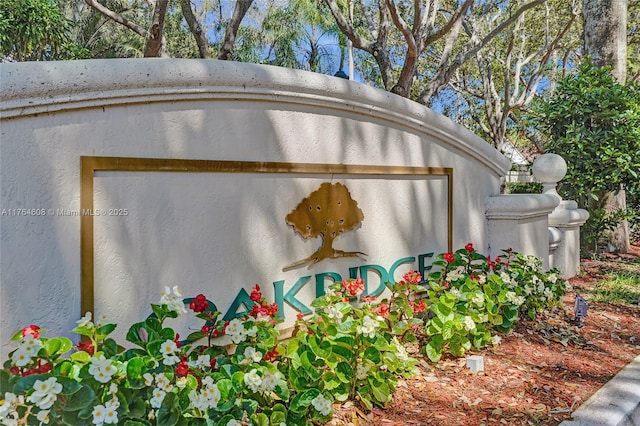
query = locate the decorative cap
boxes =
[532,153,567,184]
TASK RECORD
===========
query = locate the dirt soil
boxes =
[329,246,640,426]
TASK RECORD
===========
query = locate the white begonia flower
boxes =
[160,340,180,366]
[225,319,247,344]
[506,291,525,306]
[108,383,118,399]
[103,400,118,424]
[311,393,332,416]
[202,376,215,388]
[176,376,188,389]
[356,315,379,338]
[19,334,42,356]
[446,266,465,282]
[260,371,281,392]
[395,342,409,363]
[150,389,166,409]
[243,347,262,364]
[523,285,532,296]
[478,275,487,285]
[159,286,188,315]
[27,377,63,410]
[500,271,512,286]
[226,420,242,426]
[77,312,94,328]
[326,305,344,322]
[207,383,221,407]
[463,316,475,331]
[491,335,502,346]
[245,325,258,338]
[190,354,210,369]
[88,355,117,383]
[92,404,106,426]
[37,409,50,424]
[543,288,553,301]
[449,287,461,298]
[356,363,370,380]
[189,390,207,411]
[0,392,18,419]
[244,369,262,393]
[11,347,33,367]
[472,293,484,306]
[143,373,154,387]
[526,256,539,269]
[548,273,558,284]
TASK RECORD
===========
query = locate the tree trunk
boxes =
[583,0,630,252]
[583,0,627,83]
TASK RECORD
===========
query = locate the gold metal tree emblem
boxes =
[284,182,366,270]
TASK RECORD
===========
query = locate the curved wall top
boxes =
[1,59,510,175]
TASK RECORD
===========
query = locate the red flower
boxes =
[189,294,209,313]
[443,252,455,263]
[77,339,95,355]
[412,300,426,313]
[174,334,182,348]
[38,362,51,374]
[465,243,475,253]
[22,368,38,377]
[377,303,390,318]
[250,284,262,302]
[22,325,40,339]
[201,325,210,334]
[175,360,189,377]
[361,295,376,303]
[487,256,496,270]
[267,303,279,316]
[296,312,305,320]
[210,358,217,369]
[342,278,365,297]
[264,349,278,362]
[402,270,422,285]
[9,366,20,375]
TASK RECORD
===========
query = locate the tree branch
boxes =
[84,0,149,38]
[144,0,169,57]
[179,0,211,58]
[218,0,254,60]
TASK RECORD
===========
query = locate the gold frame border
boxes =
[80,156,453,315]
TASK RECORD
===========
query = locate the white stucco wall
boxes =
[0,59,511,357]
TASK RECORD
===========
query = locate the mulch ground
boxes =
[329,245,640,425]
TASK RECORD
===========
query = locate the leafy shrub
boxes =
[0,247,565,425]
[531,61,640,251]
[286,273,423,412]
[421,244,565,362]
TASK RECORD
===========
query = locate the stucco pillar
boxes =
[532,154,589,278]
[486,194,559,269]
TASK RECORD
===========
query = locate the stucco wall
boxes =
[0,59,511,356]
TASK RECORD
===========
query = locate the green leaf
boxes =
[270,410,287,424]
[363,346,381,364]
[70,350,91,364]
[370,379,390,403]
[335,361,353,384]
[157,391,179,426]
[45,337,73,357]
[251,413,269,426]
[290,388,320,413]
[63,383,96,411]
